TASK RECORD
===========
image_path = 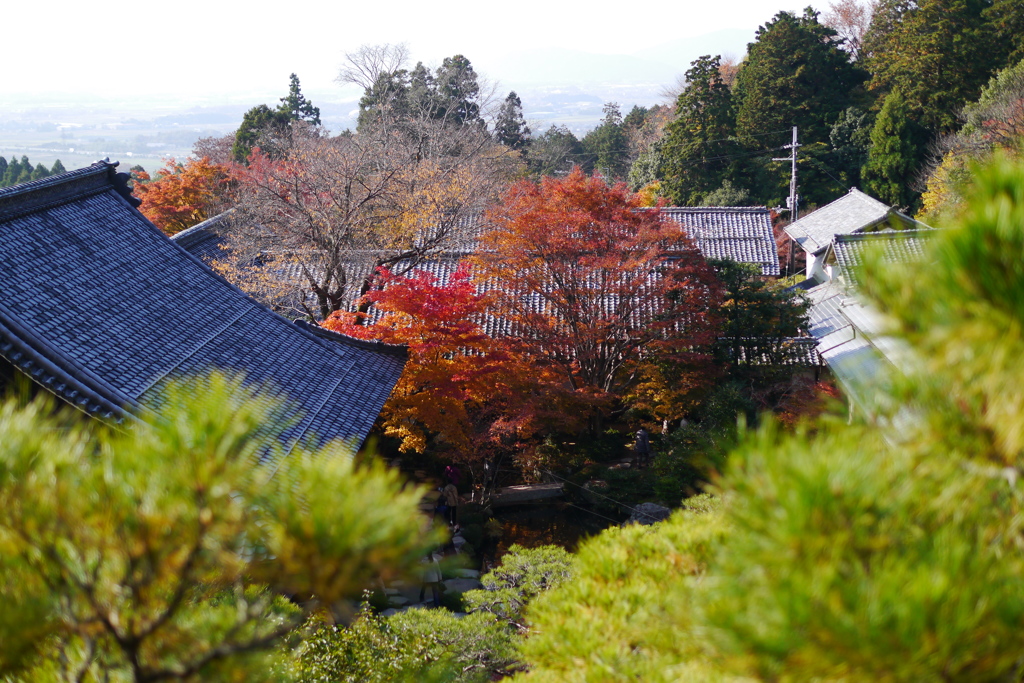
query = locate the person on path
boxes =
[634,427,652,469]
[418,551,443,607]
[441,480,459,527]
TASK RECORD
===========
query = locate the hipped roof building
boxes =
[0,162,406,453]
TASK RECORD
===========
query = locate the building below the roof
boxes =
[0,162,407,456]
[801,229,936,415]
[784,188,930,283]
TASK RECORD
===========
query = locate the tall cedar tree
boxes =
[862,90,925,209]
[279,73,321,125]
[735,9,865,144]
[322,265,570,460]
[16,156,32,184]
[357,54,484,131]
[659,55,738,206]
[733,9,867,206]
[2,158,19,187]
[986,0,1024,67]
[433,55,482,125]
[864,0,999,135]
[477,168,722,429]
[580,103,630,179]
[3,157,24,187]
[232,74,320,163]
[494,91,531,151]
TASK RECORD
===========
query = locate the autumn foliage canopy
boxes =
[324,168,724,459]
[323,264,557,459]
[477,168,723,421]
[134,157,231,236]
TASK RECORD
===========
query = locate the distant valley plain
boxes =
[0,30,751,174]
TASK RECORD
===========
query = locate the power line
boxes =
[563,501,627,526]
[543,469,644,516]
[804,154,851,191]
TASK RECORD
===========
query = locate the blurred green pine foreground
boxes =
[516,155,1024,682]
[0,375,437,681]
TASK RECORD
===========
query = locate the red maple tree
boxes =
[477,167,723,426]
[323,263,567,460]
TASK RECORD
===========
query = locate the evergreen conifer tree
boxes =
[862,90,924,210]
[731,9,867,206]
[234,74,321,164]
[493,91,531,151]
[16,157,32,184]
[232,104,291,164]
[0,157,7,187]
[50,159,66,175]
[278,73,321,125]
[864,0,999,134]
[735,9,865,146]
[3,157,21,187]
[30,163,49,181]
[580,103,629,179]
[659,55,738,205]
[433,55,482,125]
[986,0,1024,67]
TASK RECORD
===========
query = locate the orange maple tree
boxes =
[134,157,231,236]
[476,167,723,427]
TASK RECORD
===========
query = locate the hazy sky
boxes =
[5,0,826,101]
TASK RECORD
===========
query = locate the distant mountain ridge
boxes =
[471,28,753,133]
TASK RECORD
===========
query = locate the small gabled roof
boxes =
[171,211,234,262]
[831,229,935,284]
[0,162,406,453]
[658,206,780,276]
[785,188,912,256]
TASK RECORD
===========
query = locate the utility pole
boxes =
[773,126,800,276]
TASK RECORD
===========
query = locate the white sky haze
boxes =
[5,0,827,101]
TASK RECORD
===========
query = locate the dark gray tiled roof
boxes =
[731,337,822,367]
[656,207,780,276]
[170,211,235,263]
[181,207,781,276]
[0,162,406,451]
[784,188,897,255]
[832,229,935,284]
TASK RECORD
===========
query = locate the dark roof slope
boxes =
[180,206,782,276]
[0,161,406,452]
[170,211,234,263]
[832,229,935,284]
[657,207,780,276]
